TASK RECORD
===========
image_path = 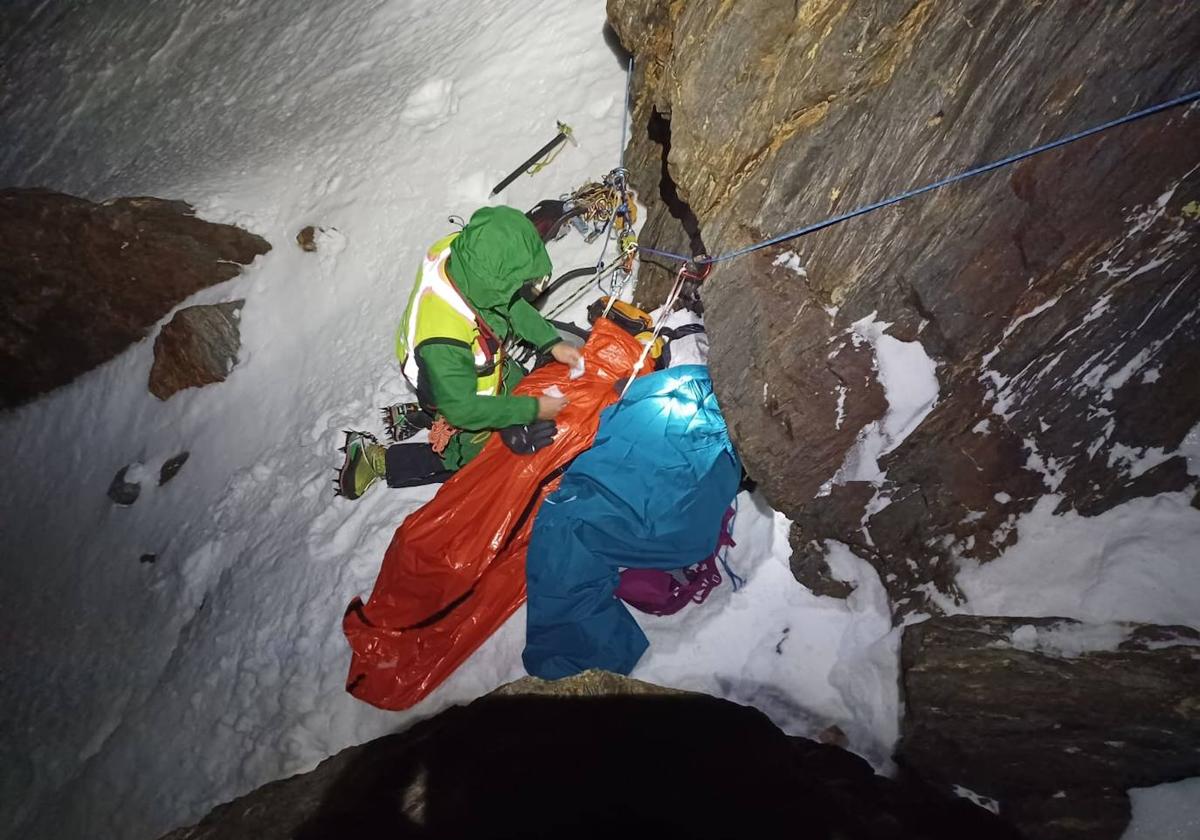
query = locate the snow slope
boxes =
[0,3,898,838]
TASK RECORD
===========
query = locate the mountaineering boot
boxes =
[335,431,388,500]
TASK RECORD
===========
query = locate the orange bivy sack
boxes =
[343,318,646,710]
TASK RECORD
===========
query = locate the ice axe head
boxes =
[557,120,577,147]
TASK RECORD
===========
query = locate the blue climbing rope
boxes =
[637,89,1200,266]
[716,497,744,592]
[595,58,637,273]
[619,56,633,171]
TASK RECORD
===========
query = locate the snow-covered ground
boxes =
[0,2,1195,838]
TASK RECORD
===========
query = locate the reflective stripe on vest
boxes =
[397,235,503,399]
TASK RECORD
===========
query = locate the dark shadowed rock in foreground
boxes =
[160,671,1019,840]
[899,615,1200,840]
[0,189,269,409]
[609,0,1200,618]
[149,301,245,400]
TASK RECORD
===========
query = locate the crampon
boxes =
[380,402,433,443]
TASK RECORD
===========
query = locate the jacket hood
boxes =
[448,206,552,311]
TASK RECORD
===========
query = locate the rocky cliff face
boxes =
[608,0,1200,617]
[0,189,270,409]
[609,5,1199,834]
[899,615,1200,840]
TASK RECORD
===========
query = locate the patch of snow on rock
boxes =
[953,493,1200,627]
[1122,777,1200,840]
[952,784,1001,815]
[771,250,808,278]
[832,314,939,484]
[1004,621,1131,658]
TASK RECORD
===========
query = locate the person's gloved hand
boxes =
[500,419,558,454]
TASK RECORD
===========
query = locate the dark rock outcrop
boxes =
[148,301,245,400]
[0,189,269,408]
[899,615,1200,840]
[609,0,1200,617]
[296,225,320,251]
[296,225,338,252]
[160,671,1019,840]
[159,451,190,485]
[106,464,141,506]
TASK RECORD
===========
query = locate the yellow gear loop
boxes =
[614,189,638,230]
[527,144,564,175]
[618,230,639,273]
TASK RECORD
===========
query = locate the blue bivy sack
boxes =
[522,365,741,679]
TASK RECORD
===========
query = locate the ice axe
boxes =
[490,121,576,197]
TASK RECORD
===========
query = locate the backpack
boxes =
[616,506,739,616]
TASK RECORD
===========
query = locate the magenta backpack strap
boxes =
[685,555,723,605]
[616,568,690,616]
[617,502,741,615]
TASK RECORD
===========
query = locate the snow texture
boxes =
[1123,777,1200,840]
[948,492,1200,627]
[952,785,1001,815]
[1003,621,1131,658]
[0,3,901,838]
[832,313,940,484]
[634,520,901,770]
[771,249,808,278]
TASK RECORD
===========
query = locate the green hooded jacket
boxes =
[417,206,561,468]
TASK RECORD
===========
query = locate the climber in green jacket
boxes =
[336,205,582,500]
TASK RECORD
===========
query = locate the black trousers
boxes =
[384,443,454,488]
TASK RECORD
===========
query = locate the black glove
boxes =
[499,420,558,454]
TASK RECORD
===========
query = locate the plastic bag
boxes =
[343,318,647,710]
